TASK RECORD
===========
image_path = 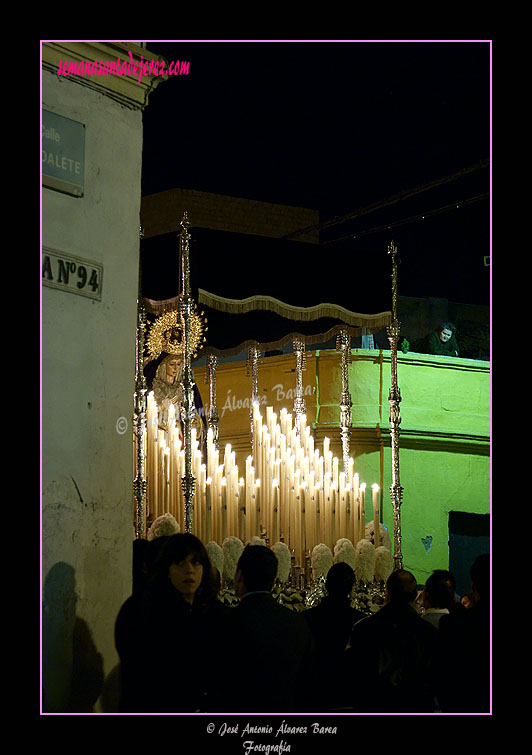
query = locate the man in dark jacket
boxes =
[207,545,316,713]
[303,563,365,710]
[345,569,439,713]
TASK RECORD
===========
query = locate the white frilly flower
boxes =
[365,520,392,551]
[147,512,180,541]
[247,536,268,547]
[374,545,394,583]
[311,544,333,580]
[333,538,356,570]
[222,536,244,582]
[272,542,291,583]
[355,538,376,583]
[206,540,224,578]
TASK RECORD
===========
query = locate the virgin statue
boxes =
[145,352,206,450]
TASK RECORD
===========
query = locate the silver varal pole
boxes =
[387,240,404,570]
[206,354,220,448]
[133,226,147,539]
[293,338,307,436]
[247,343,261,459]
[336,329,353,473]
[179,212,196,532]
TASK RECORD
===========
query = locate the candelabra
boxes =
[336,329,353,474]
[133,226,147,539]
[387,241,404,570]
[206,354,220,448]
[247,343,261,458]
[293,338,307,435]
[179,212,196,532]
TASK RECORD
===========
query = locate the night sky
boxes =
[140,41,490,312]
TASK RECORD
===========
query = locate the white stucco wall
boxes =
[42,69,142,711]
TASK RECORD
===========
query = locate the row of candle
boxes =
[143,393,381,564]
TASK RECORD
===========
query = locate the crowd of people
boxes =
[115,535,490,714]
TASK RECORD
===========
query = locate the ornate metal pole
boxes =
[179,212,196,532]
[133,226,148,539]
[293,338,307,436]
[387,241,404,570]
[247,343,261,459]
[205,354,220,448]
[336,329,353,473]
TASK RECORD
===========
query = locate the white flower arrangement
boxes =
[355,538,376,583]
[206,540,224,578]
[147,512,180,541]
[271,542,291,583]
[311,544,333,580]
[365,520,392,551]
[333,538,357,571]
[247,535,268,547]
[222,536,244,583]
[374,545,394,584]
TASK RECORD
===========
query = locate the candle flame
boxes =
[372,483,379,492]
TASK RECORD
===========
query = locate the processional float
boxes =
[133,214,404,589]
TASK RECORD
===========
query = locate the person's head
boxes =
[385,569,418,605]
[152,533,211,604]
[326,562,355,599]
[438,322,456,343]
[470,553,490,603]
[235,545,278,597]
[423,569,456,610]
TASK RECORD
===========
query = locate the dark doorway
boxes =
[448,511,490,598]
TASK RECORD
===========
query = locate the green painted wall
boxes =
[314,348,490,585]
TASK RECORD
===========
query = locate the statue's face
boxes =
[165,358,181,382]
[439,328,452,343]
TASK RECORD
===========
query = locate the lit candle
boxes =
[339,471,346,536]
[330,484,337,549]
[163,446,170,511]
[315,484,322,546]
[372,483,380,547]
[300,485,306,568]
[239,478,246,542]
[332,456,339,489]
[255,479,261,537]
[168,403,176,436]
[272,478,279,545]
[347,458,354,489]
[205,477,212,543]
[353,472,360,503]
[359,483,366,541]
[221,477,227,541]
[345,483,351,546]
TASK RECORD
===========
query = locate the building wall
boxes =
[41,43,165,712]
[141,187,320,243]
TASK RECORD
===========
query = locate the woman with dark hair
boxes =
[115,533,216,712]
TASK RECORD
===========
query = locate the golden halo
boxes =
[145,308,207,362]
